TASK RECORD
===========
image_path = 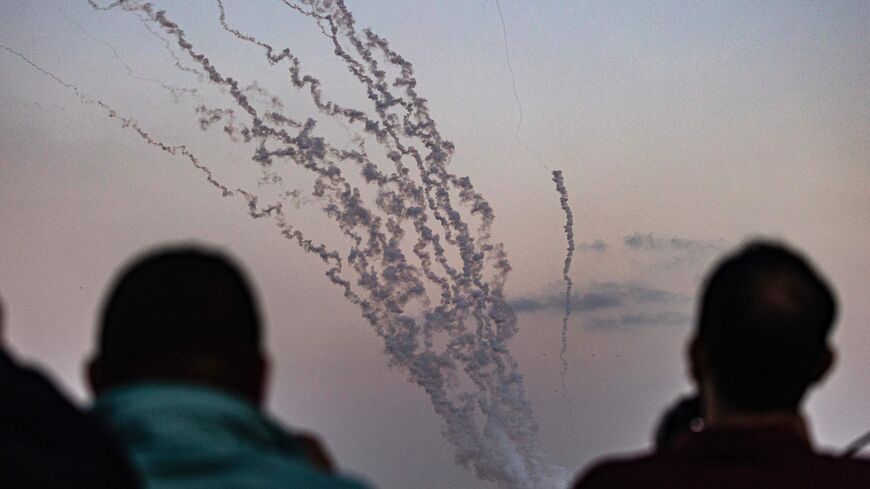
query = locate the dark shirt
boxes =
[573,425,870,489]
[0,350,140,489]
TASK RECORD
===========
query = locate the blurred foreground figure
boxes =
[652,395,702,452]
[573,241,870,488]
[87,247,370,489]
[0,299,140,488]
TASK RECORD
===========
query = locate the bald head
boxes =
[695,241,837,413]
[89,246,267,404]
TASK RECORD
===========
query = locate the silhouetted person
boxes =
[87,247,370,489]
[573,241,870,488]
[652,394,702,452]
[0,297,140,488]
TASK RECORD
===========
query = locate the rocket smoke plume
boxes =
[551,170,575,396]
[2,1,570,487]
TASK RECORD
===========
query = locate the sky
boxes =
[1,1,869,488]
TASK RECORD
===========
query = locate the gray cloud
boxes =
[509,281,692,328]
[590,282,687,305]
[574,291,622,311]
[509,281,688,314]
[586,310,691,329]
[622,233,723,254]
[623,233,658,249]
[509,297,549,313]
[621,233,729,274]
[577,239,608,252]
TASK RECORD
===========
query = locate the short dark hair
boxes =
[697,241,836,412]
[95,246,262,392]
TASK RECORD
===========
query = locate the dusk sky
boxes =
[1,1,868,488]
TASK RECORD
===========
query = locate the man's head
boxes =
[88,246,267,404]
[691,241,837,415]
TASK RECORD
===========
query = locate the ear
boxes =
[687,335,706,385]
[810,344,835,384]
[86,356,105,396]
[254,353,271,406]
[0,297,5,343]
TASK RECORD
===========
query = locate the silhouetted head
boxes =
[88,246,267,405]
[691,241,836,415]
[654,395,703,451]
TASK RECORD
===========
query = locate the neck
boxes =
[702,386,809,437]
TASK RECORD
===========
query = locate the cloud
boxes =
[509,281,688,313]
[586,310,691,329]
[509,281,692,329]
[574,290,623,310]
[577,239,608,252]
[623,233,658,250]
[510,297,549,313]
[589,281,687,305]
[622,233,723,254]
[621,233,729,274]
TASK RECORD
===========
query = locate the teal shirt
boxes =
[93,383,371,489]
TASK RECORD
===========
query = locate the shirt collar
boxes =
[93,381,290,448]
[676,422,813,459]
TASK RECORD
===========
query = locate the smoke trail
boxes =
[551,170,575,396]
[53,4,200,102]
[492,0,543,166]
[0,43,354,312]
[9,1,569,486]
[493,0,523,144]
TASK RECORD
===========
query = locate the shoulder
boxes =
[809,452,870,485]
[572,452,667,489]
[260,460,372,489]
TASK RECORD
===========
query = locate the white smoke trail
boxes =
[551,170,575,396]
[6,2,570,486]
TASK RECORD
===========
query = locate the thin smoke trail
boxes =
[551,170,575,396]
[52,3,200,102]
[136,15,209,82]
[492,0,543,165]
[84,0,209,82]
[494,0,523,144]
[0,43,353,303]
[12,1,569,486]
